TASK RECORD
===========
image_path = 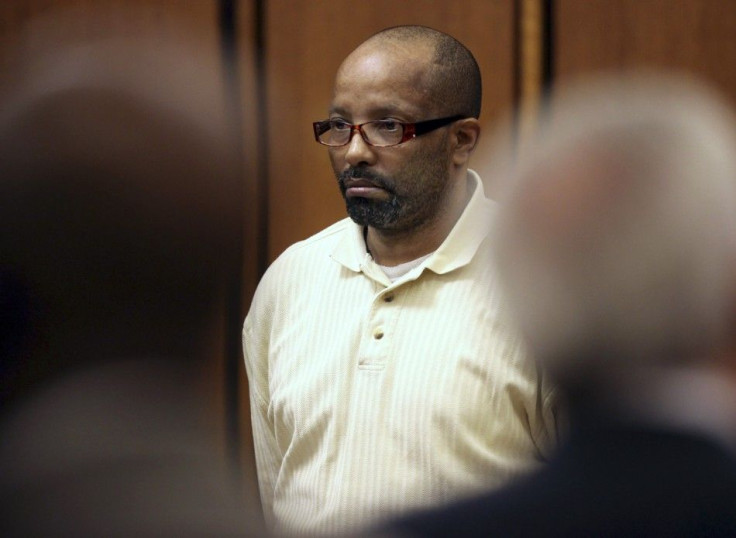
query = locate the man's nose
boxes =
[344,128,377,167]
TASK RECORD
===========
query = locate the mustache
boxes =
[338,167,394,192]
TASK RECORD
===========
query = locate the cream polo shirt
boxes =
[243,170,558,536]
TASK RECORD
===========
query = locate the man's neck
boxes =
[366,173,474,267]
[366,219,446,266]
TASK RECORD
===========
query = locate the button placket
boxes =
[357,286,402,368]
[372,286,399,342]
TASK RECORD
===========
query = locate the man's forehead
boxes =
[328,102,412,118]
[329,81,428,119]
[330,43,434,117]
[337,39,433,78]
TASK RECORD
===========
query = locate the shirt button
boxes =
[383,294,394,303]
[373,328,384,340]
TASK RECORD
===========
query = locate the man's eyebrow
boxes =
[328,105,348,116]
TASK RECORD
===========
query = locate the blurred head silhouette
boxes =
[491,73,736,409]
[0,18,259,537]
[0,31,240,407]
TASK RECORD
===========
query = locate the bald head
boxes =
[343,25,482,119]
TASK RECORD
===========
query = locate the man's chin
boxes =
[345,199,398,228]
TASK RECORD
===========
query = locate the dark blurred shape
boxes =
[0,360,255,537]
[0,15,262,537]
[382,72,736,537]
[0,36,237,404]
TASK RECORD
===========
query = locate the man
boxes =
[386,73,736,537]
[243,25,558,536]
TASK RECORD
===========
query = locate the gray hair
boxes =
[491,72,736,383]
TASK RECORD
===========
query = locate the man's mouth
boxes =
[340,169,393,200]
[343,178,388,198]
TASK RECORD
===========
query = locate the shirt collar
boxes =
[425,170,494,275]
[330,169,494,277]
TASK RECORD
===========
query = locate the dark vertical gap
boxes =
[511,0,522,155]
[254,0,269,277]
[542,0,555,88]
[219,0,244,482]
[541,0,555,112]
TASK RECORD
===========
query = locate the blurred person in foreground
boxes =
[384,73,736,537]
[243,25,558,537]
[0,31,262,537]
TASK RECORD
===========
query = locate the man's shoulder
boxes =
[257,217,354,287]
[274,217,353,262]
[246,217,354,320]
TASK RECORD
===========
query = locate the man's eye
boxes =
[331,120,350,131]
[378,120,400,132]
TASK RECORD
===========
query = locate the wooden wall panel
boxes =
[0,0,218,73]
[555,0,736,104]
[264,0,516,261]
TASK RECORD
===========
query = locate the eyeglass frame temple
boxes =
[411,114,467,137]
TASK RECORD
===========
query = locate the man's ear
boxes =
[451,118,481,166]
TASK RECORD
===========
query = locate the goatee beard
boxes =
[337,167,402,228]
